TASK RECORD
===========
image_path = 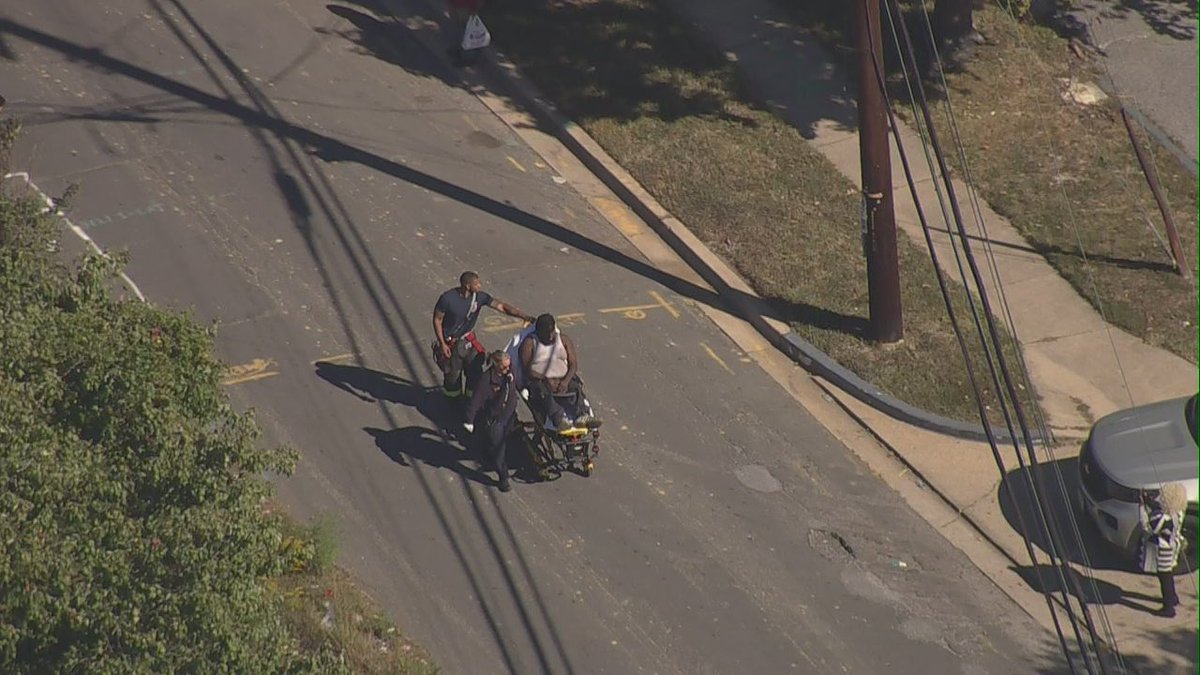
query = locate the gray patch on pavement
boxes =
[464,130,503,148]
[841,565,903,606]
[899,616,943,645]
[734,464,781,493]
[845,569,985,659]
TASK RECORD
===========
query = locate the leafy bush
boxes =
[0,178,343,671]
[1002,0,1034,20]
[280,515,341,576]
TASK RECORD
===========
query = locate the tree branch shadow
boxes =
[1038,0,1198,43]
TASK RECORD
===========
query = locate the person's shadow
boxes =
[366,425,496,487]
[316,360,542,486]
[366,423,542,487]
[315,359,456,424]
[1011,564,1162,615]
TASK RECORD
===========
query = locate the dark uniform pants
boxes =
[479,414,512,479]
[438,334,484,394]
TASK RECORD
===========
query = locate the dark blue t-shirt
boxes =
[436,288,493,338]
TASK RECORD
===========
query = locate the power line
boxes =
[869,1,1120,670]
[906,4,1128,666]
[991,0,1200,594]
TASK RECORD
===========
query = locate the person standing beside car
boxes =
[1140,482,1189,618]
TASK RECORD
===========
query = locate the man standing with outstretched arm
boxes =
[432,271,532,397]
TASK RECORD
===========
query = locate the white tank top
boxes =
[528,332,569,380]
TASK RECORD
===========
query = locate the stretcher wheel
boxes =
[581,460,594,477]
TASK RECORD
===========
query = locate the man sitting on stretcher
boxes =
[518,314,601,433]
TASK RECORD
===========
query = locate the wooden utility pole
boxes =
[855,0,903,342]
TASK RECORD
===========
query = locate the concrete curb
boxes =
[377,0,1040,444]
[476,50,1043,445]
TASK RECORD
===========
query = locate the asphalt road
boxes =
[2,1,1065,673]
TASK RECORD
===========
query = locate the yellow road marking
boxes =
[223,371,280,385]
[482,320,530,333]
[552,313,587,329]
[477,292,677,333]
[599,292,679,320]
[598,303,659,320]
[222,358,279,385]
[506,155,527,173]
[649,290,680,319]
[700,342,734,374]
[480,315,527,333]
[589,196,644,237]
[481,312,586,333]
[312,353,356,365]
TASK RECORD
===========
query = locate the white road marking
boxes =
[5,171,146,301]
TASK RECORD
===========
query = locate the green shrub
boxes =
[0,181,336,671]
[279,514,340,575]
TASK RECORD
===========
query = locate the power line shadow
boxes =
[322,3,462,88]
[936,227,1182,274]
[1,15,870,341]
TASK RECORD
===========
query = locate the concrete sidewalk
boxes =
[652,0,1199,670]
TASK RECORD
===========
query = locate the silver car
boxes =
[1077,394,1199,557]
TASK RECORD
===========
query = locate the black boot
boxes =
[1156,604,1178,618]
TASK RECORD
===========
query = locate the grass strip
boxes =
[275,512,441,674]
